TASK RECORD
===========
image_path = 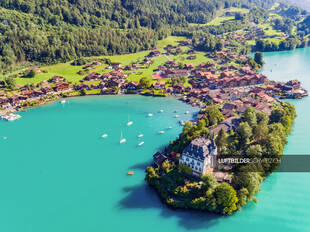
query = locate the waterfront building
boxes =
[179,137,217,176]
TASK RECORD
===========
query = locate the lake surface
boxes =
[1,48,310,232]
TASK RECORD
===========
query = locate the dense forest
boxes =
[0,0,276,73]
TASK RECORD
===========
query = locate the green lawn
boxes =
[2,36,210,87]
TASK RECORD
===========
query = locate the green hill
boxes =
[0,0,275,73]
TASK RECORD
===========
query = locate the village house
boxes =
[110,63,122,69]
[187,55,196,60]
[54,82,70,92]
[0,96,9,108]
[152,81,166,90]
[28,66,41,73]
[153,152,168,167]
[184,63,195,70]
[41,87,54,94]
[84,72,101,81]
[75,83,90,91]
[125,81,140,90]
[210,116,242,136]
[106,78,122,88]
[110,70,126,78]
[179,137,217,176]
[148,50,160,57]
[49,76,64,83]
[173,84,185,94]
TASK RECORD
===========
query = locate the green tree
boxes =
[238,122,253,145]
[80,88,87,96]
[214,182,238,215]
[139,77,150,89]
[205,105,224,127]
[215,128,228,149]
[4,77,16,90]
[254,52,264,66]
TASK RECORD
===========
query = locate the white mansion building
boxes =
[179,137,218,176]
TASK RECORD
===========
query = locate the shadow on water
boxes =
[129,160,152,170]
[118,184,220,230]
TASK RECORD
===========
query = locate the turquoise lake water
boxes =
[1,48,310,232]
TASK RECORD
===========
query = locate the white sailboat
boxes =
[148,113,153,117]
[127,116,133,126]
[138,134,144,138]
[101,134,108,138]
[120,131,126,144]
[167,126,173,129]
[159,109,164,113]
[138,141,144,146]
[174,115,180,118]
[185,111,190,114]
[158,131,165,134]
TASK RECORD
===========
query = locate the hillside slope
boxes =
[0,0,275,73]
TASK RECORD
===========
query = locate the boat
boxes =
[128,171,134,175]
[127,116,133,126]
[138,141,144,146]
[61,100,66,104]
[159,109,164,113]
[174,115,180,118]
[158,131,165,134]
[138,134,144,138]
[185,111,190,114]
[3,136,7,140]
[120,131,126,144]
[148,113,153,117]
[167,126,173,129]
[179,120,185,126]
[101,134,108,138]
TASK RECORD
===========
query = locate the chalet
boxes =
[173,84,185,94]
[92,61,102,66]
[179,137,217,176]
[165,61,177,67]
[152,81,165,90]
[153,152,168,167]
[98,82,105,89]
[286,80,301,89]
[75,83,90,90]
[49,76,64,83]
[0,97,9,107]
[144,58,152,64]
[90,84,98,89]
[187,49,195,54]
[187,55,196,60]
[255,103,272,115]
[110,70,126,78]
[55,82,70,92]
[28,66,41,73]
[184,63,195,70]
[124,65,133,71]
[126,81,140,90]
[213,172,232,183]
[148,50,160,57]
[106,78,122,88]
[41,87,54,94]
[84,72,101,81]
[110,63,122,69]
[220,71,234,78]
[101,73,111,80]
